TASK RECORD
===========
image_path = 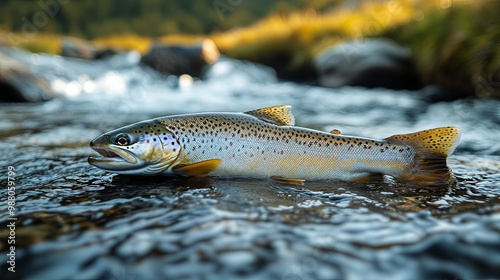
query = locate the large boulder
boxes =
[314,38,421,90]
[0,51,55,102]
[141,39,220,78]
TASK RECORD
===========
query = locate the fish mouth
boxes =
[88,145,141,171]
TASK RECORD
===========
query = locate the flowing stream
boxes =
[1,49,499,279]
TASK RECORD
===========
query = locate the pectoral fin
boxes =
[271,176,305,184]
[173,159,221,177]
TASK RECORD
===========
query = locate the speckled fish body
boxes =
[88,105,461,183]
[160,113,410,181]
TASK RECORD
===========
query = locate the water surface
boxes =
[0,49,499,279]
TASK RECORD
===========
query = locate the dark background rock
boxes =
[314,38,421,90]
[141,39,220,78]
[0,51,55,102]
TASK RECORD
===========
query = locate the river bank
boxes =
[1,0,498,99]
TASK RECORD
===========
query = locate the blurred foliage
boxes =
[211,1,416,80]
[0,0,498,98]
[0,0,340,38]
[384,0,500,98]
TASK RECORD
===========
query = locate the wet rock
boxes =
[0,50,55,102]
[61,38,97,60]
[314,38,421,90]
[61,37,116,60]
[419,85,459,102]
[141,39,220,78]
[94,48,118,60]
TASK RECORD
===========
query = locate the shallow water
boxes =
[0,49,499,279]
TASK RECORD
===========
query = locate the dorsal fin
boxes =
[244,105,295,126]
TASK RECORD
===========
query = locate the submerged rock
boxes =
[141,39,220,78]
[314,38,421,90]
[0,50,55,102]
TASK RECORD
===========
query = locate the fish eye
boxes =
[115,134,130,146]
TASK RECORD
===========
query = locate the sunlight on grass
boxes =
[92,34,152,54]
[92,34,209,54]
[210,1,417,76]
[1,32,61,54]
[212,1,416,55]
[210,0,498,97]
[157,34,207,45]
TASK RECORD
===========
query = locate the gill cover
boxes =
[88,120,182,175]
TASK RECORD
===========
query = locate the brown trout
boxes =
[88,105,461,183]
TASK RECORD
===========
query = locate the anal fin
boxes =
[173,159,221,177]
[350,173,384,183]
[271,176,305,184]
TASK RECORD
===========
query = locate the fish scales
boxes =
[159,113,414,181]
[88,105,460,183]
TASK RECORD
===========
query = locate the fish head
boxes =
[88,120,181,175]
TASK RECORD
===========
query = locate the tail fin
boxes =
[385,126,461,184]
